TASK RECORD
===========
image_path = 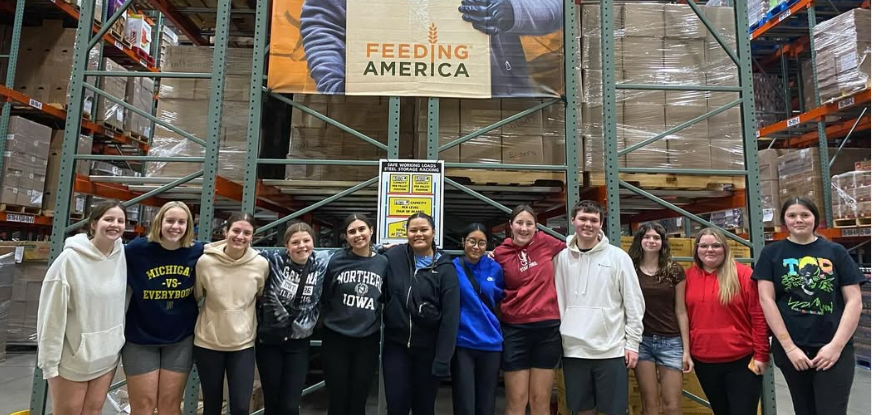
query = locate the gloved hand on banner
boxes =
[458,0,515,35]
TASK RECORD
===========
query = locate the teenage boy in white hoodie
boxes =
[555,200,645,415]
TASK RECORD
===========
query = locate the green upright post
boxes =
[0,0,25,178]
[243,0,270,213]
[388,97,400,159]
[600,0,621,244]
[563,0,580,221]
[806,7,832,226]
[427,97,439,160]
[734,0,773,413]
[34,0,99,412]
[198,0,232,241]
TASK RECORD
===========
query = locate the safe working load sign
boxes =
[267,0,564,98]
[376,160,445,247]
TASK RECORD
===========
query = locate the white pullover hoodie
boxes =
[554,231,645,359]
[37,233,127,380]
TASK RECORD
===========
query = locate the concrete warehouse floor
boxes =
[0,351,869,415]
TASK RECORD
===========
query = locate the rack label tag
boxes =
[7,214,35,224]
[838,96,854,109]
[28,99,42,110]
[787,116,800,127]
[778,10,791,22]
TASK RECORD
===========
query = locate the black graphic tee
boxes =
[753,238,866,347]
[321,250,388,338]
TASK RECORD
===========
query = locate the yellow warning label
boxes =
[411,174,433,194]
[387,220,407,238]
[389,174,411,193]
[388,196,432,217]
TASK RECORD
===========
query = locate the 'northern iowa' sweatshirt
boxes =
[194,241,268,351]
[37,233,127,381]
[554,232,645,359]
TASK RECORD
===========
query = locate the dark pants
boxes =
[255,339,311,415]
[450,347,501,415]
[562,357,628,415]
[193,346,255,415]
[322,328,381,415]
[772,341,855,415]
[693,354,762,415]
[382,341,441,415]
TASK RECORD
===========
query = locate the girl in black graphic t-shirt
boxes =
[753,197,865,415]
[321,213,388,415]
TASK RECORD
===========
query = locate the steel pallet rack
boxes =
[750,0,870,241]
[25,0,773,414]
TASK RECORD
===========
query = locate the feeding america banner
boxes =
[268,0,564,98]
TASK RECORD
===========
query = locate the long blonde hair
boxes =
[693,227,738,305]
[147,201,195,248]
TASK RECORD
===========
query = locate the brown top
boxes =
[637,263,686,337]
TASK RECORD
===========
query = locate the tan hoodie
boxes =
[37,233,127,381]
[194,241,268,351]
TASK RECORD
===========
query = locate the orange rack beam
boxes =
[50,0,159,72]
[0,85,150,152]
[757,89,870,138]
[751,0,814,40]
[74,174,166,206]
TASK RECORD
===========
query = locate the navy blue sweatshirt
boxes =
[321,249,388,338]
[299,0,563,97]
[383,244,460,377]
[125,238,205,344]
[453,256,504,351]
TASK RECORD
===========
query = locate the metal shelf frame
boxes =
[25,0,771,414]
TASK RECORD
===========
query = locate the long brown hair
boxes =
[693,227,739,305]
[88,201,126,237]
[628,223,676,283]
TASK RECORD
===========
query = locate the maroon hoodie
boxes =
[493,232,566,325]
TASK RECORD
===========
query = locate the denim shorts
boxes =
[638,335,683,371]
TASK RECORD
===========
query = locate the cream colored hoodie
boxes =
[554,231,645,359]
[37,233,127,381]
[194,241,267,351]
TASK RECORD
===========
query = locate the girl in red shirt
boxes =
[685,227,769,415]
[492,204,565,415]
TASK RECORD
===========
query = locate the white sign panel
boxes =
[376,159,444,247]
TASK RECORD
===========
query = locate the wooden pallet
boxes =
[586,172,746,191]
[101,122,126,136]
[834,217,872,228]
[445,169,566,186]
[126,131,148,142]
[47,103,66,111]
[0,203,42,215]
[764,226,783,233]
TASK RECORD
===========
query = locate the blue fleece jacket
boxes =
[453,256,504,351]
[300,0,563,97]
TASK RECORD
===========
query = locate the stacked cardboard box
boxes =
[44,130,93,214]
[125,13,152,58]
[158,26,180,68]
[86,57,129,132]
[758,149,789,227]
[2,241,50,345]
[753,73,787,129]
[813,8,871,103]
[147,46,252,182]
[12,20,76,105]
[856,283,871,364]
[832,167,872,220]
[124,77,155,138]
[579,4,744,172]
[777,148,870,223]
[1,117,51,208]
[0,248,13,361]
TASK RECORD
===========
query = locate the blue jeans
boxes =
[638,335,683,371]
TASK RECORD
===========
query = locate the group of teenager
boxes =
[35,195,864,415]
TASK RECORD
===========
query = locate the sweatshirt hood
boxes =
[64,233,123,261]
[203,240,260,266]
[566,230,610,254]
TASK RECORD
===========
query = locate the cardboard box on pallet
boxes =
[0,248,13,361]
[91,58,129,132]
[812,8,870,103]
[12,20,77,105]
[6,258,48,345]
[124,77,155,138]
[761,179,781,227]
[44,131,93,213]
[1,117,51,208]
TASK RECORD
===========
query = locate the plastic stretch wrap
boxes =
[746,0,767,27]
[753,73,786,129]
[1,117,51,208]
[124,77,154,138]
[8,262,48,345]
[84,51,129,132]
[832,170,872,219]
[777,149,826,214]
[579,3,743,172]
[709,208,746,231]
[760,179,780,227]
[0,251,12,360]
[147,46,253,182]
[812,8,871,103]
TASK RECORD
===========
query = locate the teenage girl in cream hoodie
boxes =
[37,201,128,415]
[193,212,269,415]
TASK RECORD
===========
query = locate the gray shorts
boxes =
[563,357,628,415]
[121,336,194,376]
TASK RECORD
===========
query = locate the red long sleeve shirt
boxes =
[493,232,566,325]
[685,263,770,363]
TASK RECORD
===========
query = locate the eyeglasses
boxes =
[465,239,488,248]
[697,243,724,250]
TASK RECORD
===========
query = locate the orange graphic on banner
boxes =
[268,0,317,93]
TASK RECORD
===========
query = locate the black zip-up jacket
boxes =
[383,244,460,377]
